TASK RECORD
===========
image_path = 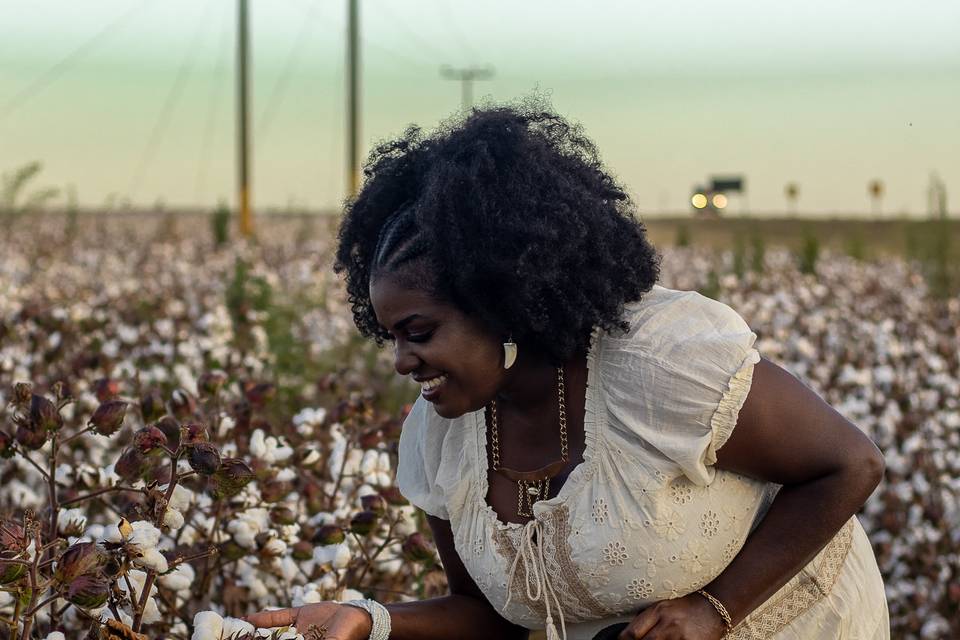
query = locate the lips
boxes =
[417,374,448,399]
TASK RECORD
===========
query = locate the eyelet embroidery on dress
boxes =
[670,481,694,505]
[680,539,712,576]
[722,537,743,563]
[632,544,666,579]
[592,497,609,524]
[653,508,686,541]
[627,577,655,600]
[700,510,721,538]
[602,541,630,566]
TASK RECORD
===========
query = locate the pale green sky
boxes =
[1,0,958,216]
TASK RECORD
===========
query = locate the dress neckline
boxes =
[473,325,606,531]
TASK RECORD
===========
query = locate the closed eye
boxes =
[407,331,434,343]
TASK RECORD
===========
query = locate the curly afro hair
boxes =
[334,97,660,364]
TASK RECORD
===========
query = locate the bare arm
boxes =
[705,357,885,624]
[383,514,529,640]
[618,357,885,638]
[245,514,529,640]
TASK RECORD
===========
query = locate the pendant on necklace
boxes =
[517,478,550,518]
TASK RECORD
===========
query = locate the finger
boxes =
[242,607,300,628]
[619,607,659,639]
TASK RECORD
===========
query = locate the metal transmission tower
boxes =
[440,65,494,110]
[347,0,361,199]
[237,0,253,237]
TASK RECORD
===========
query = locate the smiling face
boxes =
[369,272,507,419]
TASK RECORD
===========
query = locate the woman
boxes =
[246,101,889,639]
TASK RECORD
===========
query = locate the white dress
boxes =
[397,285,889,639]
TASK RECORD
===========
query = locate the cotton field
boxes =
[0,215,956,639]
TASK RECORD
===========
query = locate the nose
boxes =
[393,340,420,376]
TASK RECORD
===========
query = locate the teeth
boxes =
[419,374,447,391]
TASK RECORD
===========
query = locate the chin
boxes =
[431,400,469,420]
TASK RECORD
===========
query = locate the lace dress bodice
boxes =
[397,286,888,639]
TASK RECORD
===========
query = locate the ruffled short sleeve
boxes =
[396,396,451,520]
[601,286,761,486]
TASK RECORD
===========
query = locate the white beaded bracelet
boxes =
[344,598,391,640]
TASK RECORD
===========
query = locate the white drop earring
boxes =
[503,335,517,370]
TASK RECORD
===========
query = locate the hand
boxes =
[243,601,373,640]
[617,593,728,640]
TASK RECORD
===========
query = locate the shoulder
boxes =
[599,285,755,369]
[615,285,751,346]
[596,286,761,485]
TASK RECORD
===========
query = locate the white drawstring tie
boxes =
[503,519,567,640]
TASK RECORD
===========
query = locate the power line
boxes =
[435,0,479,63]
[256,0,322,139]
[128,0,216,201]
[374,2,449,62]
[0,0,152,121]
[193,2,232,205]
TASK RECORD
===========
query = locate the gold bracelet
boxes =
[697,589,734,633]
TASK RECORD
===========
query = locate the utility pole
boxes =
[237,0,253,237]
[346,0,360,198]
[440,65,494,111]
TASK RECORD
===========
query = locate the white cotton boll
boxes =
[319,572,338,591]
[327,441,346,477]
[264,538,287,556]
[340,588,364,602]
[357,484,378,498]
[217,414,236,438]
[163,508,185,530]
[230,522,256,549]
[376,472,392,487]
[100,606,133,627]
[160,563,196,592]
[223,617,255,637]
[272,443,294,463]
[135,547,169,573]
[381,557,403,575]
[360,450,379,475]
[141,595,162,624]
[332,543,352,569]
[127,520,162,548]
[275,468,297,482]
[55,463,73,485]
[377,452,391,473]
[395,506,417,537]
[192,610,224,640]
[250,429,268,459]
[308,512,336,527]
[276,630,301,640]
[45,632,65,640]
[101,523,123,543]
[343,449,364,476]
[301,449,321,466]
[58,508,87,534]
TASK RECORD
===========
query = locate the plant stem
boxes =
[131,449,181,632]
[19,453,51,482]
[24,593,59,618]
[61,424,94,446]
[46,432,61,631]
[17,526,42,640]
[60,485,144,507]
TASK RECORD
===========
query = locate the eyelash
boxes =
[384,330,434,343]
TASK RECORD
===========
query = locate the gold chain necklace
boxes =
[488,366,568,518]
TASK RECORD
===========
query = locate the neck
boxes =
[495,349,584,413]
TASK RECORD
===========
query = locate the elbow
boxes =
[850,439,885,498]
